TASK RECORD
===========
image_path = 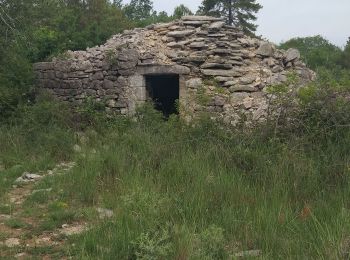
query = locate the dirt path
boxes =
[0,162,89,259]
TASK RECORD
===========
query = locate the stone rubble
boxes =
[34,15,315,125]
[234,249,262,257]
[96,208,114,219]
[15,172,43,184]
[60,223,88,236]
[4,238,21,248]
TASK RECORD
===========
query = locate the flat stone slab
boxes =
[209,21,225,30]
[153,22,174,30]
[201,63,233,70]
[207,33,226,37]
[213,48,232,55]
[229,85,257,92]
[15,172,43,183]
[137,64,190,75]
[201,69,243,77]
[167,30,195,38]
[182,16,224,22]
[183,21,208,26]
[189,42,207,49]
[215,76,236,82]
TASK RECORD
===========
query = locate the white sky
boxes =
[122,0,349,47]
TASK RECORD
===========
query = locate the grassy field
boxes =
[0,94,350,259]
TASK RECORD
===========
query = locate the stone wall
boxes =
[34,15,315,124]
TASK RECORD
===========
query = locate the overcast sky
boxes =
[122,0,349,47]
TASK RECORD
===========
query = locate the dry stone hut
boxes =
[34,16,315,125]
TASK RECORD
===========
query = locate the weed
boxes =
[194,225,227,259]
[196,86,211,106]
[1,84,350,259]
[5,218,28,229]
[132,227,174,259]
[105,49,118,66]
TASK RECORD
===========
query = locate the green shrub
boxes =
[194,225,227,259]
[132,227,174,259]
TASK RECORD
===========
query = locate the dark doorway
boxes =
[145,74,179,117]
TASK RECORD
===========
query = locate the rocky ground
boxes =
[0,162,101,259]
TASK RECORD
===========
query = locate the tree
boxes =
[340,37,350,69]
[279,35,343,70]
[112,0,123,8]
[123,0,154,21]
[197,0,262,35]
[173,4,193,19]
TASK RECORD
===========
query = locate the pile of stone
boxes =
[34,15,315,125]
[15,172,43,184]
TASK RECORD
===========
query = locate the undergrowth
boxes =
[0,82,350,259]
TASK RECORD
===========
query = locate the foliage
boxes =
[279,35,343,70]
[339,37,350,69]
[132,227,174,259]
[195,225,227,259]
[1,2,350,258]
[198,0,262,35]
[173,4,193,19]
[1,88,350,258]
[123,0,154,21]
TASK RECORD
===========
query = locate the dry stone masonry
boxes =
[34,15,315,125]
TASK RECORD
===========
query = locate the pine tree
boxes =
[198,0,262,35]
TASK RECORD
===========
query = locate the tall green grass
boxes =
[1,87,350,258]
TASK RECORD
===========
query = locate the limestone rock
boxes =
[209,21,225,30]
[234,250,261,258]
[243,97,254,109]
[214,96,226,106]
[117,49,139,62]
[215,76,235,82]
[97,208,114,219]
[240,76,256,85]
[189,42,207,49]
[183,20,208,26]
[5,238,20,248]
[201,63,233,70]
[73,144,82,152]
[182,16,224,22]
[223,80,239,87]
[187,78,203,89]
[167,30,195,38]
[15,172,42,183]
[184,55,206,63]
[285,48,300,62]
[257,42,275,57]
[213,48,231,55]
[201,69,243,77]
[229,85,257,92]
[60,223,88,236]
[107,99,118,108]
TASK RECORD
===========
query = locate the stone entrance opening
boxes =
[145,74,179,116]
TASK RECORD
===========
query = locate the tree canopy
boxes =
[198,0,262,35]
[279,35,343,70]
[173,4,193,19]
[340,37,350,69]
